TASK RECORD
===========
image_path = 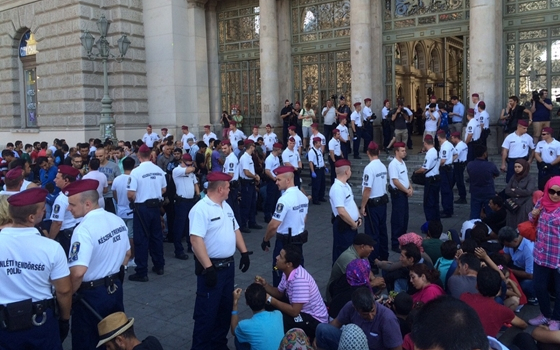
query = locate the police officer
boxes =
[350,102,363,159]
[189,171,251,349]
[336,116,350,159]
[451,131,468,204]
[362,98,375,153]
[308,137,326,205]
[478,101,490,146]
[328,128,343,184]
[127,144,167,281]
[359,142,389,264]
[388,142,412,253]
[0,188,72,349]
[239,140,262,233]
[500,120,535,183]
[48,165,80,255]
[438,129,454,218]
[465,108,481,162]
[261,166,308,287]
[330,159,362,264]
[535,126,560,190]
[264,142,282,223]
[65,179,130,350]
[172,153,199,260]
[222,139,241,224]
[415,135,441,221]
[282,137,303,186]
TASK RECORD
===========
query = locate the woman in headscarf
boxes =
[328,259,374,319]
[337,324,368,350]
[528,176,560,330]
[504,158,536,228]
[278,328,314,350]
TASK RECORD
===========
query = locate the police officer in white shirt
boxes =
[414,135,441,221]
[161,127,173,142]
[65,179,130,350]
[308,137,327,205]
[360,142,389,263]
[310,123,327,153]
[0,188,72,349]
[180,125,197,151]
[328,129,343,184]
[127,144,167,281]
[331,159,362,264]
[388,142,413,252]
[501,119,535,183]
[361,98,375,153]
[263,124,278,154]
[238,140,262,233]
[471,93,481,121]
[450,131,468,204]
[228,121,246,151]
[350,102,364,159]
[336,116,350,159]
[282,137,303,186]
[48,165,80,255]
[287,126,303,155]
[261,166,309,287]
[381,99,392,149]
[465,108,482,162]
[111,157,136,268]
[438,130,455,218]
[535,126,560,189]
[264,142,282,223]
[222,139,242,226]
[202,125,217,147]
[172,153,199,260]
[188,171,251,349]
[142,125,160,148]
[478,101,490,146]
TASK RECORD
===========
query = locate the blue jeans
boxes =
[469,193,493,220]
[315,323,343,350]
[533,263,560,320]
[133,205,165,277]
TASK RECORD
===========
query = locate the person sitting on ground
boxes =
[230,283,284,350]
[460,267,528,337]
[447,253,480,298]
[433,240,458,287]
[315,287,403,350]
[409,264,445,305]
[337,324,369,350]
[390,292,413,338]
[376,243,422,293]
[422,220,444,263]
[470,222,502,254]
[481,195,507,237]
[255,245,328,340]
[96,312,163,350]
[278,328,314,350]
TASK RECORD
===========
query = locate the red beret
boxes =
[312,137,321,143]
[451,132,461,138]
[288,137,295,142]
[244,139,254,146]
[139,144,151,153]
[204,125,211,129]
[311,123,319,128]
[436,129,446,135]
[335,159,351,167]
[368,141,378,150]
[147,125,152,128]
[393,142,406,148]
[273,143,283,149]
[5,167,23,180]
[288,126,296,131]
[58,165,80,177]
[383,99,389,105]
[161,128,168,131]
[295,101,301,105]
[364,98,371,102]
[229,120,237,125]
[467,108,475,115]
[478,101,486,109]
[63,179,99,197]
[518,120,529,127]
[266,124,272,128]
[181,125,188,130]
[354,102,361,107]
[221,139,231,145]
[332,129,340,134]
[253,125,259,129]
[338,116,347,120]
[430,95,437,100]
[424,135,434,141]
[8,187,48,207]
[182,154,192,161]
[273,166,295,176]
[472,93,479,98]
[207,172,232,182]
[543,127,554,134]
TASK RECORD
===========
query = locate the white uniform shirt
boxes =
[362,159,388,198]
[189,196,238,258]
[424,111,440,132]
[229,129,246,150]
[336,124,349,142]
[350,110,363,127]
[382,106,390,120]
[291,134,303,153]
[312,132,327,148]
[68,208,130,281]
[265,154,280,180]
[388,158,409,190]
[322,106,336,125]
[203,132,218,147]
[536,139,560,164]
[142,133,160,148]
[363,106,373,121]
[128,161,167,202]
[423,147,440,177]
[439,140,454,165]
[51,193,79,229]
[502,133,535,158]
[329,138,342,157]
[0,227,69,303]
[329,179,359,221]
[479,110,490,129]
[307,147,325,168]
[282,148,301,169]
[248,134,262,143]
[272,186,308,235]
[473,101,480,121]
[181,132,197,150]
[112,174,133,219]
[263,132,278,151]
[173,166,198,199]
[465,118,481,142]
[223,153,240,181]
[239,152,255,179]
[82,170,108,208]
[453,141,468,163]
[2,179,32,192]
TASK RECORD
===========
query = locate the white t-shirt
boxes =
[423,148,440,177]
[329,138,342,157]
[51,193,79,229]
[282,148,301,169]
[265,154,280,180]
[329,179,359,221]
[424,110,440,132]
[300,109,315,128]
[439,140,454,165]
[229,129,246,150]
[465,118,481,142]
[142,133,160,148]
[336,124,350,142]
[82,170,108,208]
[223,153,240,181]
[272,186,308,235]
[173,166,198,199]
[263,132,278,151]
[350,110,363,127]
[536,139,560,164]
[388,158,409,190]
[502,132,535,158]
[362,159,388,198]
[128,161,167,202]
[111,174,133,219]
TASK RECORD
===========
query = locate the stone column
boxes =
[370,0,384,144]
[277,0,292,125]
[351,0,372,105]
[259,0,279,128]
[206,0,221,127]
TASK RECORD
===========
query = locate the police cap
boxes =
[335,159,351,167]
[63,179,99,197]
[58,165,80,178]
[8,187,48,207]
[207,172,232,182]
[273,166,295,176]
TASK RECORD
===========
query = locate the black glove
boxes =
[239,252,251,273]
[59,319,70,342]
[128,202,135,210]
[203,266,217,288]
[261,239,270,251]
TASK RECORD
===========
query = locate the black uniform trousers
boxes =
[311,167,326,203]
[353,127,362,158]
[362,123,373,153]
[162,195,176,241]
[440,165,454,216]
[133,204,165,277]
[341,141,350,160]
[452,163,467,199]
[332,216,358,265]
[390,190,409,249]
[364,203,389,264]
[240,180,257,228]
[173,197,196,256]
[104,197,116,214]
[424,177,441,221]
[265,179,280,222]
[0,308,61,350]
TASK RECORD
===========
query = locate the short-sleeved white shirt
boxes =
[68,208,130,282]
[465,118,481,141]
[307,147,325,168]
[291,134,303,153]
[479,110,490,129]
[282,148,301,169]
[265,154,280,179]
[350,111,363,127]
[453,141,468,163]
[189,196,238,258]
[248,134,261,142]
[229,130,246,150]
[382,106,390,120]
[203,132,217,147]
[272,186,308,235]
[173,166,198,199]
[536,139,560,164]
[439,140,454,165]
[239,152,255,179]
[263,132,278,151]
[82,170,108,208]
[388,158,409,189]
[329,138,342,156]
[51,193,79,229]
[312,132,327,147]
[502,132,535,158]
[0,227,69,303]
[128,161,167,202]
[362,159,388,198]
[223,153,239,181]
[181,132,197,150]
[142,133,160,148]
[112,174,133,219]
[336,124,349,141]
[322,106,336,125]
[363,106,373,120]
[423,148,440,177]
[424,111,440,132]
[329,179,359,221]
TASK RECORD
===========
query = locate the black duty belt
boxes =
[137,199,162,208]
[276,231,308,245]
[367,194,389,206]
[240,179,255,185]
[454,161,467,166]
[176,196,196,202]
[507,156,529,162]
[0,298,55,331]
[314,166,325,170]
[210,256,234,269]
[426,175,441,182]
[441,164,453,171]
[80,273,119,291]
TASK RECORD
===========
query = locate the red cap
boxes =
[244,139,254,146]
[311,123,319,128]
[181,125,188,130]
[230,120,237,125]
[393,142,406,148]
[63,179,99,197]
[335,159,351,167]
[161,128,168,131]
[518,120,529,127]
[338,116,347,121]
[147,125,152,128]
[353,102,361,107]
[58,165,80,177]
[295,101,301,105]
[472,93,479,98]
[221,139,231,145]
[273,166,295,176]
[182,154,192,161]
[383,99,389,105]
[424,135,434,141]
[430,95,437,100]
[288,126,296,131]
[478,101,486,109]
[467,108,475,115]
[288,137,295,142]
[368,141,378,150]
[451,132,461,138]
[253,125,259,129]
[139,144,151,153]
[364,98,371,102]
[273,142,283,149]
[266,124,272,128]
[207,172,232,182]
[5,167,23,180]
[332,129,340,134]
[204,125,211,129]
[312,137,321,143]
[8,187,48,207]
[436,129,446,135]
[543,127,554,134]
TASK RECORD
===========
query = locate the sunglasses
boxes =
[548,188,560,196]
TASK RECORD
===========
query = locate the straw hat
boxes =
[96,312,135,348]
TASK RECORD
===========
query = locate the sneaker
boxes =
[529,313,549,326]
[549,320,560,331]
[128,274,149,282]
[127,258,136,268]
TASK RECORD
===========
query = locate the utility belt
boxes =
[276,230,308,245]
[332,215,357,233]
[79,269,122,295]
[367,194,389,207]
[176,196,196,203]
[388,186,405,196]
[136,198,162,208]
[454,161,467,167]
[0,298,54,331]
[194,255,234,275]
[440,164,453,172]
[240,179,255,185]
[230,180,240,188]
[507,156,529,162]
[314,166,325,170]
[426,175,441,183]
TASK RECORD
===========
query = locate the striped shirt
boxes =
[278,266,329,323]
[530,201,560,269]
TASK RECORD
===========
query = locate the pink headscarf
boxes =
[398,232,424,252]
[541,176,560,213]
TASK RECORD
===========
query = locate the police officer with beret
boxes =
[264,142,282,223]
[222,139,242,225]
[438,129,455,218]
[388,142,412,251]
[239,140,262,233]
[415,135,441,221]
[0,188,72,349]
[328,128,343,184]
[261,166,309,287]
[127,144,167,281]
[189,171,251,349]
[282,137,303,187]
[308,137,327,204]
[66,179,131,350]
[172,153,199,260]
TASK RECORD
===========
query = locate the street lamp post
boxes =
[80,14,131,143]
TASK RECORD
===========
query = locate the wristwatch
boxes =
[266,296,272,305]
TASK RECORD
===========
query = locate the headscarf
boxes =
[541,176,560,213]
[278,328,314,350]
[338,324,369,350]
[513,158,530,182]
[398,232,425,252]
[346,259,371,289]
